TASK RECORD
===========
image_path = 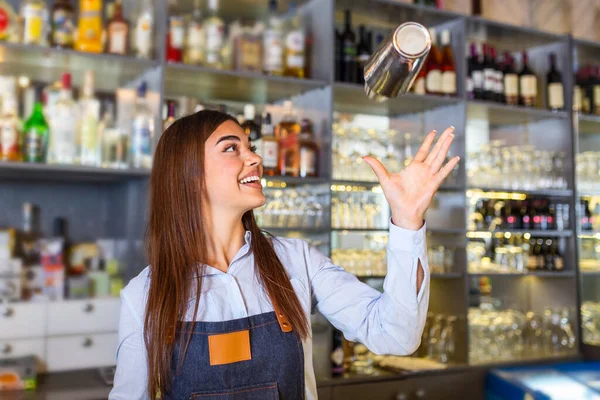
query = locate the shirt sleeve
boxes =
[109,291,150,400]
[309,219,430,355]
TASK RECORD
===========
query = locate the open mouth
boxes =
[239,175,262,189]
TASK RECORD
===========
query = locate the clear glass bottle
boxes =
[78,70,101,166]
[99,102,128,168]
[283,2,305,78]
[0,93,22,162]
[21,0,47,46]
[184,0,204,65]
[234,19,263,72]
[263,0,283,76]
[75,0,103,53]
[22,88,49,163]
[130,81,154,169]
[261,112,279,176]
[203,0,224,69]
[133,0,154,59]
[106,0,129,55]
[48,72,78,164]
[277,100,301,176]
[298,118,317,178]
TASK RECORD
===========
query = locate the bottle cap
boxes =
[440,30,450,46]
[61,73,72,90]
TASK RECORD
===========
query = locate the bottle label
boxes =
[132,119,152,156]
[23,4,44,44]
[108,24,127,54]
[472,70,483,89]
[81,116,98,150]
[240,38,262,71]
[52,10,75,46]
[466,76,473,95]
[263,30,283,72]
[425,70,441,93]
[594,85,600,112]
[0,8,9,35]
[520,75,537,97]
[495,71,503,94]
[169,17,184,49]
[50,113,77,161]
[300,147,316,175]
[25,129,44,160]
[286,30,305,53]
[504,74,518,96]
[80,10,101,40]
[135,13,153,57]
[1,124,19,156]
[573,85,582,112]
[187,22,204,63]
[414,77,425,95]
[441,71,456,94]
[548,82,564,109]
[483,68,495,91]
[342,39,356,61]
[262,140,279,168]
[286,54,304,69]
[206,22,224,53]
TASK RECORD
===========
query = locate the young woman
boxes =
[109,110,459,400]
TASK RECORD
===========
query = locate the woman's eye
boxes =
[224,144,237,152]
[250,145,257,153]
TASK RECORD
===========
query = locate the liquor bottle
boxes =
[277,100,301,176]
[49,73,78,164]
[0,93,22,162]
[261,112,279,176]
[78,71,101,166]
[355,25,370,85]
[439,29,456,96]
[133,0,154,59]
[99,102,128,168]
[573,69,583,112]
[23,88,48,163]
[467,43,482,100]
[20,203,41,266]
[552,241,564,271]
[593,66,600,115]
[0,1,19,42]
[283,2,306,78]
[425,28,441,95]
[503,52,519,105]
[340,10,356,83]
[53,217,71,272]
[21,0,47,46]
[163,100,176,131]
[204,0,224,68]
[482,44,495,101]
[263,0,284,76]
[241,104,260,142]
[234,19,263,73]
[298,118,317,178]
[106,0,129,55]
[519,51,537,107]
[167,15,184,63]
[582,66,593,114]
[50,0,75,48]
[75,0,103,53]
[184,0,204,65]
[331,329,345,377]
[491,47,503,102]
[547,53,564,112]
[130,81,154,169]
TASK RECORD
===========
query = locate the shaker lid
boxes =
[393,22,431,58]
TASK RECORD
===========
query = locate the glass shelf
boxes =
[467,187,573,198]
[164,63,328,104]
[0,162,150,182]
[467,230,573,238]
[467,100,568,125]
[468,271,576,278]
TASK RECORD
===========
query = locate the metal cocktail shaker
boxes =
[364,22,432,102]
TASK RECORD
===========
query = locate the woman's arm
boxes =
[308,219,429,355]
[109,291,149,400]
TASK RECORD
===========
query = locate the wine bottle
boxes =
[519,51,537,107]
[491,47,503,102]
[425,28,442,95]
[503,52,519,105]
[547,53,564,112]
[468,43,483,100]
[355,25,370,84]
[439,29,456,96]
[340,10,356,83]
[482,43,495,101]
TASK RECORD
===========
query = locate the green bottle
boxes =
[23,99,49,163]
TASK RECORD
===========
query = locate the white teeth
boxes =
[239,175,260,184]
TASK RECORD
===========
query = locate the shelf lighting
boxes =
[263,180,287,188]
[466,189,527,201]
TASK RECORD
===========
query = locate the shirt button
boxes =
[239,311,245,318]
[414,235,422,245]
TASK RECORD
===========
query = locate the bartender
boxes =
[109,109,459,399]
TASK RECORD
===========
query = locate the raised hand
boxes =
[362,127,460,230]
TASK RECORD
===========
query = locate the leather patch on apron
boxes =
[208,330,252,366]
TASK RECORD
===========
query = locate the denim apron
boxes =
[166,311,305,400]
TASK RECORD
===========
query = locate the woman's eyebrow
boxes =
[215,134,251,146]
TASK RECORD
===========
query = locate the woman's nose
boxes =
[245,151,261,166]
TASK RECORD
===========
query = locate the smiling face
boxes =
[203,120,266,215]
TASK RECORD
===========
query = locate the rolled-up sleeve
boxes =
[109,291,149,400]
[309,219,430,355]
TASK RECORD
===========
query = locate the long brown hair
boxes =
[144,110,309,398]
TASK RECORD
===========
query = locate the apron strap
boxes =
[270,297,293,333]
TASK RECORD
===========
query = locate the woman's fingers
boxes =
[430,133,455,173]
[413,130,437,162]
[434,156,460,187]
[425,126,455,166]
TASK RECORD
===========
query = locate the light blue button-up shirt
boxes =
[109,219,430,400]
